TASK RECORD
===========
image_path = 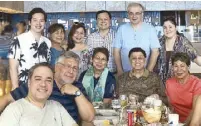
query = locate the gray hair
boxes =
[56,51,80,63]
[127,2,145,12]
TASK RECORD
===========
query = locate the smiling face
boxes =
[97,12,111,31]
[50,28,65,44]
[28,66,53,103]
[128,5,143,26]
[72,27,85,43]
[55,58,79,85]
[29,13,45,34]
[92,52,108,71]
[173,60,189,80]
[129,51,146,70]
[163,20,177,39]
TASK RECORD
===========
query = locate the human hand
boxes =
[60,84,79,95]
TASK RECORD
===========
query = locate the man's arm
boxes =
[9,58,19,90]
[194,56,201,66]
[147,48,159,72]
[113,48,123,76]
[60,84,95,122]
[0,93,14,112]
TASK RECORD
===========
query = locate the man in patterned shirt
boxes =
[118,47,165,102]
[86,10,116,73]
[8,8,51,90]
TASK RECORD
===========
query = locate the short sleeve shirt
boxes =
[113,22,160,72]
[8,31,51,85]
[10,81,88,123]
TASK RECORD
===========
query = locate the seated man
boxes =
[0,51,95,123]
[0,62,77,126]
[118,47,164,102]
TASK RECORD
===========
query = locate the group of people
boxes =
[0,2,201,126]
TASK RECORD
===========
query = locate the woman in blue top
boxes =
[78,47,116,104]
[48,23,67,66]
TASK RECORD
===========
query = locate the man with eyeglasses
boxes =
[0,51,95,124]
[86,10,116,73]
[118,47,164,103]
[113,2,160,77]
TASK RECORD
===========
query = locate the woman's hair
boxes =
[128,47,146,58]
[48,23,65,35]
[162,17,180,35]
[92,47,109,61]
[67,23,86,50]
[171,52,191,67]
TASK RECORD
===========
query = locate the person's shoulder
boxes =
[42,36,51,45]
[118,23,130,29]
[107,71,115,79]
[166,77,176,84]
[87,31,98,37]
[6,98,25,109]
[118,71,130,80]
[190,75,201,83]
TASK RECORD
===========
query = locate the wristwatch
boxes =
[74,90,81,97]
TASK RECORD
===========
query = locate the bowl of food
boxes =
[142,108,161,123]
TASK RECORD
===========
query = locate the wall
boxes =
[23,1,201,12]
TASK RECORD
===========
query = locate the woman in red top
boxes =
[166,52,201,124]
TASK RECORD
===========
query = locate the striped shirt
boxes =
[86,29,116,73]
[11,80,88,123]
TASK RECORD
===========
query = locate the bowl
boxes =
[142,108,161,123]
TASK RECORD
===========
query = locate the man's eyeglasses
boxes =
[58,62,78,72]
[128,12,143,16]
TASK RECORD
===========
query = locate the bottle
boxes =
[111,84,120,109]
[134,110,142,126]
[160,106,168,124]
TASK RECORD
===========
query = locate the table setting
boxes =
[92,94,184,126]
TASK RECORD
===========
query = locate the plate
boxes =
[96,109,119,116]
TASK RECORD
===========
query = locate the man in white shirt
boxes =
[8,8,51,90]
[0,62,78,126]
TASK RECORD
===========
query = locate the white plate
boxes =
[96,109,118,116]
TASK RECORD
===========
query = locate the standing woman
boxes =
[157,17,201,86]
[67,23,92,77]
[48,23,67,66]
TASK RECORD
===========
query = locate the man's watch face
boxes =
[75,90,81,96]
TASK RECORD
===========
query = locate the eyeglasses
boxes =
[94,56,107,63]
[128,12,143,16]
[58,62,78,72]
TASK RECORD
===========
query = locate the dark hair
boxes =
[128,47,146,58]
[19,21,26,26]
[48,23,65,35]
[67,23,86,50]
[96,10,112,20]
[92,47,109,61]
[28,62,54,79]
[1,25,13,35]
[28,8,47,22]
[171,52,191,67]
[162,17,180,35]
